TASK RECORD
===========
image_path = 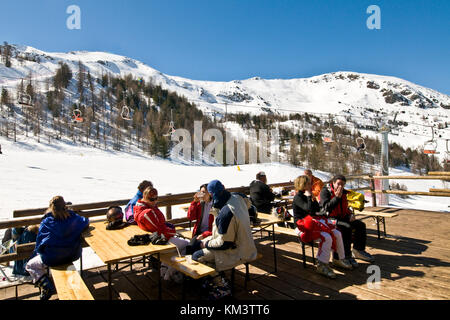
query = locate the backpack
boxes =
[347,190,365,211]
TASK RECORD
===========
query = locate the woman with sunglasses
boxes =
[134,187,188,252]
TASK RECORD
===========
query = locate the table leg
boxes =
[272,224,277,273]
[157,253,162,300]
[80,253,83,279]
[382,217,387,237]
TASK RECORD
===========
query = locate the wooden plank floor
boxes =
[1,207,449,300]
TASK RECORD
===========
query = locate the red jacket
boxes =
[134,200,176,239]
[296,215,337,251]
[187,201,214,239]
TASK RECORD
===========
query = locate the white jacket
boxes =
[205,194,258,271]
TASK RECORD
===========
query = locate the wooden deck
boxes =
[1,207,449,300]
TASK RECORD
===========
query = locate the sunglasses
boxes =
[149,197,158,201]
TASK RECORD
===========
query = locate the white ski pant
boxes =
[168,236,189,255]
[25,254,48,283]
[295,228,346,264]
[161,237,190,281]
[316,229,346,264]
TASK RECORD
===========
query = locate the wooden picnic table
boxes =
[82,220,177,300]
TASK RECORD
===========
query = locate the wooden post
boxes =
[370,175,377,207]
[166,205,172,220]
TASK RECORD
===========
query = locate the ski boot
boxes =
[35,274,56,300]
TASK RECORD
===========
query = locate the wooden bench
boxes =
[164,229,264,297]
[160,251,216,299]
[273,225,317,268]
[50,263,94,300]
[355,208,399,239]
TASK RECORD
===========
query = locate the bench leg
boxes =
[182,274,186,300]
[382,217,387,237]
[244,263,249,289]
[300,240,306,268]
[108,263,112,300]
[157,253,162,300]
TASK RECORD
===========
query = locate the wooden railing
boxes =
[1,172,449,265]
[0,181,294,264]
[346,171,450,207]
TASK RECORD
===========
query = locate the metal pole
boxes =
[380,131,390,205]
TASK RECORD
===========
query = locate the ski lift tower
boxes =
[379,124,390,205]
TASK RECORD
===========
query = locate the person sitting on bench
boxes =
[191,180,257,272]
[25,196,89,300]
[293,175,352,279]
[134,187,189,253]
[186,184,214,255]
[249,171,276,214]
[124,180,153,224]
[319,174,375,268]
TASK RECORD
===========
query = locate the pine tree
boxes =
[77,61,85,105]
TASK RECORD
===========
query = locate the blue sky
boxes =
[1,0,449,94]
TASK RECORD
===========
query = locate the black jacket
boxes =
[292,191,321,224]
[249,180,275,214]
[319,184,350,221]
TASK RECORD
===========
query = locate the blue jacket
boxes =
[125,190,143,223]
[34,211,89,267]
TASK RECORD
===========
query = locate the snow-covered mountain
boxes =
[1,44,450,155]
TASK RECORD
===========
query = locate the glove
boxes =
[151,233,168,245]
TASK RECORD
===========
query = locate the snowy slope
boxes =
[1,135,448,222]
[1,44,449,156]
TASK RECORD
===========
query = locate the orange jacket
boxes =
[311,175,324,200]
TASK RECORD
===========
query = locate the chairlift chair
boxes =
[163,109,176,137]
[18,93,33,108]
[323,119,335,143]
[423,141,439,154]
[356,137,366,152]
[444,140,450,164]
[121,105,132,121]
[323,129,334,143]
[163,121,176,137]
[423,126,440,155]
[72,109,84,123]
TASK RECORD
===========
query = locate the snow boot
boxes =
[36,274,56,301]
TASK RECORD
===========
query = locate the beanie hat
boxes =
[207,180,225,201]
